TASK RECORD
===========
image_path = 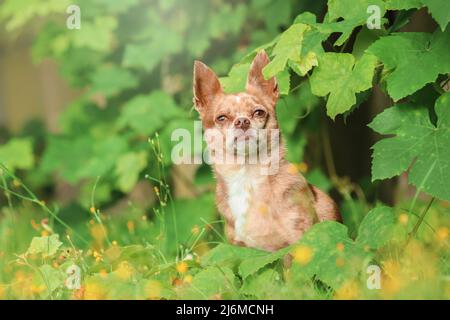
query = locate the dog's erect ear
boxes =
[246,50,279,106]
[193,61,223,113]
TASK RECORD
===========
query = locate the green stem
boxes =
[406,197,435,246]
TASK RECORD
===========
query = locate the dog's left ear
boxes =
[246,50,279,106]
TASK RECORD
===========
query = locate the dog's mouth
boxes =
[234,134,255,143]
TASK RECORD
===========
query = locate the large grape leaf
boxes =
[220,63,290,95]
[0,138,34,171]
[26,234,62,257]
[327,0,386,45]
[118,91,183,136]
[384,0,422,10]
[367,29,450,101]
[291,221,368,288]
[90,66,138,98]
[178,266,238,299]
[0,0,68,31]
[72,16,117,52]
[356,206,395,248]
[310,53,377,119]
[122,28,182,71]
[422,0,450,31]
[369,93,450,201]
[114,151,147,192]
[263,23,310,79]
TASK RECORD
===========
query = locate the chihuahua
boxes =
[193,50,340,252]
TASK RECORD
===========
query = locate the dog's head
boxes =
[193,51,280,159]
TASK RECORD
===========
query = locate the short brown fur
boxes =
[193,51,340,252]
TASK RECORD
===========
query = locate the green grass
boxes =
[0,164,448,300]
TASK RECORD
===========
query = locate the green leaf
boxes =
[306,168,332,192]
[114,152,147,192]
[78,135,127,179]
[26,234,62,257]
[310,53,377,119]
[327,0,386,45]
[384,0,423,10]
[119,91,182,136]
[0,0,68,31]
[263,23,310,79]
[422,0,450,31]
[35,264,66,298]
[72,16,117,52]
[239,246,290,279]
[328,0,385,22]
[369,94,450,201]
[289,27,326,76]
[0,138,34,171]
[201,243,266,270]
[291,221,368,288]
[240,269,282,299]
[220,63,250,94]
[90,66,138,97]
[221,64,290,95]
[367,29,450,101]
[179,266,237,299]
[356,206,395,248]
[123,29,182,71]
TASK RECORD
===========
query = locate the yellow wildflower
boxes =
[145,280,162,299]
[292,245,313,265]
[436,227,448,241]
[176,261,188,274]
[398,214,408,225]
[334,280,360,300]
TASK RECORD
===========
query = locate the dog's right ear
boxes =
[193,61,223,113]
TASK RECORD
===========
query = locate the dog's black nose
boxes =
[234,117,251,131]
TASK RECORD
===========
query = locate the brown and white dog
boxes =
[193,50,340,252]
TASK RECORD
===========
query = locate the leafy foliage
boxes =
[0,0,449,300]
[369,93,450,201]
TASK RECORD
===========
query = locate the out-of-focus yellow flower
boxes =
[191,225,200,235]
[115,261,134,281]
[381,259,402,297]
[99,269,108,279]
[40,230,49,237]
[127,220,135,233]
[176,261,188,274]
[297,162,308,174]
[90,224,106,247]
[336,243,345,252]
[90,207,96,214]
[287,163,299,175]
[30,284,45,294]
[292,245,313,266]
[183,275,193,284]
[334,280,360,300]
[112,240,118,246]
[84,282,106,300]
[436,227,448,241]
[30,219,40,231]
[0,285,5,299]
[145,280,162,299]
[398,214,409,225]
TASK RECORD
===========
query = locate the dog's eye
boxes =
[216,115,227,122]
[253,109,266,117]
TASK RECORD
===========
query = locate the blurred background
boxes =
[0,0,444,254]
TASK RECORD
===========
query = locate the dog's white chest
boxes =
[225,169,260,243]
